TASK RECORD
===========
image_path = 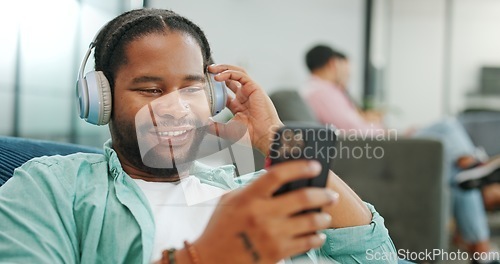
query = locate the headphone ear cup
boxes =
[76,77,90,120]
[206,73,227,116]
[96,71,112,124]
[84,71,112,125]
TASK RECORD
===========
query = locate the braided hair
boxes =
[93,8,213,89]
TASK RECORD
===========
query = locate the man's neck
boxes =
[312,71,337,86]
[115,151,192,182]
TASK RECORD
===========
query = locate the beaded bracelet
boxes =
[183,240,201,264]
[161,248,176,264]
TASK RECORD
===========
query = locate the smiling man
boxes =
[0,8,396,264]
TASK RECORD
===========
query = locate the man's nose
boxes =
[151,91,189,120]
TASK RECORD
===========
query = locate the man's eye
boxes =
[140,89,163,95]
[181,87,203,94]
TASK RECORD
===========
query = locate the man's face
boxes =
[334,58,350,89]
[110,31,211,177]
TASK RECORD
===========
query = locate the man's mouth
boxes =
[156,130,189,137]
[150,126,195,146]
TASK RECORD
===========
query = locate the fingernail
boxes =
[321,213,332,224]
[310,233,327,247]
[327,190,339,202]
[308,161,322,173]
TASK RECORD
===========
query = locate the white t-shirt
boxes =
[134,176,287,264]
[133,176,227,262]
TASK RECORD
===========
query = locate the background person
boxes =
[301,45,384,132]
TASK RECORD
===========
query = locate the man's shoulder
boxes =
[302,78,338,98]
[16,153,110,191]
[24,152,107,169]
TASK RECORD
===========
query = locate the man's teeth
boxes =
[157,130,188,137]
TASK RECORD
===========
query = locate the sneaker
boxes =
[474,146,490,163]
[456,156,500,189]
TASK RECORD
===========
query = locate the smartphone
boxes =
[269,124,337,201]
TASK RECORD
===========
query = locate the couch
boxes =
[269,89,449,258]
[459,110,500,157]
[0,136,102,186]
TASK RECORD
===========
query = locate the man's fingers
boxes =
[209,64,247,75]
[244,160,322,197]
[225,80,242,91]
[278,212,332,238]
[271,188,339,216]
[208,64,251,95]
[214,71,252,94]
[286,233,327,256]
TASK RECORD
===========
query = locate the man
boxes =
[0,9,396,263]
[301,45,384,132]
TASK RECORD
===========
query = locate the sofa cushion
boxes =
[270,90,319,124]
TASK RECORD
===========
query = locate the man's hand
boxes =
[360,109,384,124]
[192,160,339,264]
[208,64,284,156]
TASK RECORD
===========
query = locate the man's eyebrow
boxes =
[131,74,206,84]
[132,76,164,84]
[185,74,206,83]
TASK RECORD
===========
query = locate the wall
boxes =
[149,0,366,100]
[2,0,500,143]
[0,0,141,146]
[384,0,446,131]
[449,0,500,113]
[381,0,500,130]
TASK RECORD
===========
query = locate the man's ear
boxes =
[327,58,338,70]
[325,58,339,80]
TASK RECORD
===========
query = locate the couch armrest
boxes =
[333,138,448,255]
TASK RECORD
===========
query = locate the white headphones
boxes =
[76,29,228,126]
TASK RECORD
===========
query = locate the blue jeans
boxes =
[413,117,489,243]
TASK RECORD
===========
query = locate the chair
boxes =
[269,89,319,125]
[269,89,448,260]
[0,136,102,186]
[459,110,500,156]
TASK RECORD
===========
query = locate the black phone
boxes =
[269,124,337,200]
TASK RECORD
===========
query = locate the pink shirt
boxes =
[301,77,383,132]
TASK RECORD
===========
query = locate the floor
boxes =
[440,211,500,264]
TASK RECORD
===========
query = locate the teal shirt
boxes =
[0,140,397,263]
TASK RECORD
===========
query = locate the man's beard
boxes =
[110,117,207,179]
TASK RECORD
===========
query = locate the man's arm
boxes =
[0,159,78,263]
[208,64,372,227]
